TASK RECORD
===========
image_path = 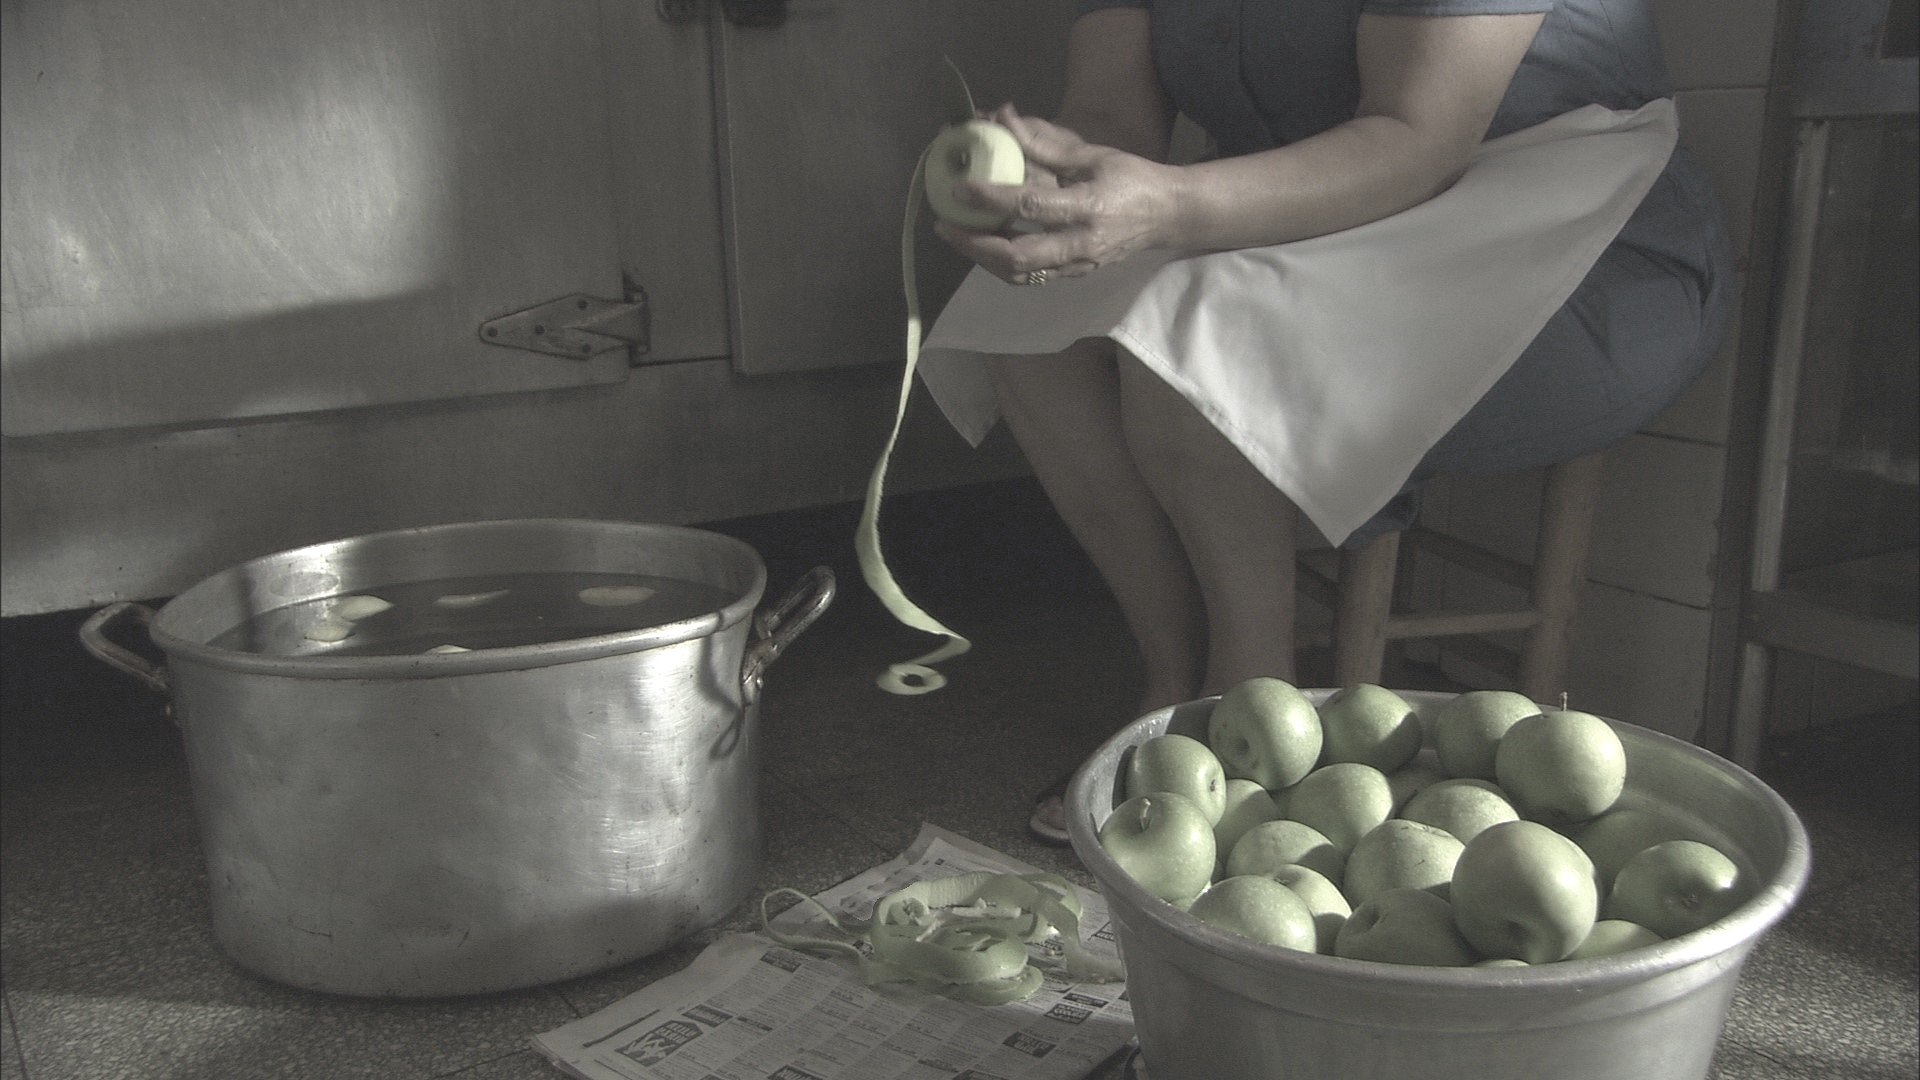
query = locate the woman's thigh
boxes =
[1411,241,1721,480]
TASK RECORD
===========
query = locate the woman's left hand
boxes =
[935,104,1181,285]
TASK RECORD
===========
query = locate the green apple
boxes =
[1571,805,1694,893]
[1225,819,1347,885]
[922,119,1025,231]
[1494,709,1626,826]
[1282,762,1395,852]
[1566,918,1664,960]
[1475,957,1530,968]
[1400,778,1521,846]
[1213,778,1280,876]
[1126,733,1228,824]
[1450,820,1599,963]
[1605,839,1744,939]
[1334,888,1476,967]
[1098,792,1217,907]
[1433,690,1542,780]
[1318,684,1423,774]
[1267,864,1351,954]
[1386,750,1450,815]
[1341,819,1465,907]
[1186,875,1319,953]
[1207,677,1323,791]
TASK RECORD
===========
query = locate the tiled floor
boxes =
[3,480,1915,1080]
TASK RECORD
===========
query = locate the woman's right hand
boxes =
[934,104,1183,284]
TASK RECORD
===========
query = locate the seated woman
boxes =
[924,1,1731,843]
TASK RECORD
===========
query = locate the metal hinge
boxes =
[479,290,651,363]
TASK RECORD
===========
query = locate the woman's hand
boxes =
[934,104,1182,284]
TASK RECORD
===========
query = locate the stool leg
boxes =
[1334,530,1401,688]
[1518,451,1606,704]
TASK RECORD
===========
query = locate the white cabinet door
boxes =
[712,1,1080,375]
[1,0,634,436]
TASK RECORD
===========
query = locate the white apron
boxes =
[915,100,1679,548]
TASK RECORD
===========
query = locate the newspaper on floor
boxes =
[533,823,1137,1080]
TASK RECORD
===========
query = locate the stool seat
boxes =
[1297,449,1608,704]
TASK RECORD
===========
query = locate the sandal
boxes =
[1026,767,1078,846]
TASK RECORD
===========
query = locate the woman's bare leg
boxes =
[1116,351,1299,691]
[986,338,1207,713]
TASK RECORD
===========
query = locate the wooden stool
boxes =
[1297,449,1609,704]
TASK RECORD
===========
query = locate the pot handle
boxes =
[78,601,171,695]
[741,565,835,705]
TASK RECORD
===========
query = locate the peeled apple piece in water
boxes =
[432,589,509,609]
[578,585,656,607]
[923,120,1025,231]
[303,618,355,643]
[333,595,393,621]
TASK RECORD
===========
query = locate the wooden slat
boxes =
[1404,526,1533,591]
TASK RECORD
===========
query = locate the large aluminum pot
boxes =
[1068,690,1812,1080]
[80,518,833,998]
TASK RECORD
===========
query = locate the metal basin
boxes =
[1067,690,1812,1080]
[81,518,834,998]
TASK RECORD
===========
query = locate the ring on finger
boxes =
[1017,268,1050,286]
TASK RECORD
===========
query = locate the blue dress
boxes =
[1076,0,1733,544]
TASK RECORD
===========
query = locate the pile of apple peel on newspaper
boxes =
[760,872,1123,1005]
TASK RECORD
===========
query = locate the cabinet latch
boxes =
[479,292,651,361]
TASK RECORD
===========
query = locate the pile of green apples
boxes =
[1095,679,1749,967]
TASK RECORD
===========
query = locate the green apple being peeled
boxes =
[1386,750,1450,815]
[1494,709,1626,826]
[1213,778,1279,876]
[1126,733,1227,823]
[1267,864,1351,953]
[1450,819,1599,963]
[1283,762,1395,852]
[1226,819,1346,884]
[1566,918,1664,960]
[1401,778,1521,845]
[1208,677,1323,790]
[1342,819,1465,907]
[1186,875,1318,953]
[1318,683,1422,774]
[1335,888,1476,967]
[1605,839,1744,939]
[922,119,1025,231]
[1433,690,1541,780]
[1572,805,1694,893]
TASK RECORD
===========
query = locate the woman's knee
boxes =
[985,336,1117,412]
